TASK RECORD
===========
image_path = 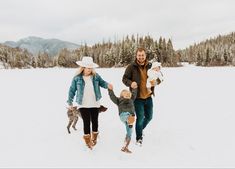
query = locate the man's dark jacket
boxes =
[122,61,158,98]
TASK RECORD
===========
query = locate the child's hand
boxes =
[108,83,113,90]
[67,105,73,110]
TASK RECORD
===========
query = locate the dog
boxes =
[67,106,80,134]
[66,105,108,134]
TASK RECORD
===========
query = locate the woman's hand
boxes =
[108,83,113,90]
[67,105,73,110]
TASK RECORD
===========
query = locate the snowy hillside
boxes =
[4,36,80,56]
[0,66,235,168]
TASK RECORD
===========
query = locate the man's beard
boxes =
[137,59,145,65]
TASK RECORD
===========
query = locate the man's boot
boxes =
[91,131,99,146]
[83,134,93,149]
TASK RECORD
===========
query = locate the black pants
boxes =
[79,108,99,135]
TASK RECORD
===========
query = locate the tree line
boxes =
[178,32,235,66]
[1,33,235,69]
[57,35,179,68]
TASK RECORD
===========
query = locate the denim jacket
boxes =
[67,73,108,105]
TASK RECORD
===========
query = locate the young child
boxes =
[108,87,137,153]
[146,61,164,92]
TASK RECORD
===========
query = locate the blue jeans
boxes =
[119,112,133,140]
[134,97,153,140]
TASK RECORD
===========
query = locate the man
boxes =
[122,47,159,146]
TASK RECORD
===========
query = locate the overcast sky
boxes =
[0,0,235,49]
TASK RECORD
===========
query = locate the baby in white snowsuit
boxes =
[146,62,164,91]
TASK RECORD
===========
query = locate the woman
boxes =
[67,56,112,149]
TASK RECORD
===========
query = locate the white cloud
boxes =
[0,0,235,49]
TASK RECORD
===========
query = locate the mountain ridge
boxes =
[3,36,80,56]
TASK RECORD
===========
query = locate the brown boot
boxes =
[91,132,99,146]
[127,115,135,126]
[121,137,132,153]
[83,134,93,149]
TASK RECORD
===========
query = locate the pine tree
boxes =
[205,48,211,66]
[196,52,202,66]
[162,38,167,65]
[166,39,177,66]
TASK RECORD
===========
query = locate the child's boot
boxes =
[127,115,135,128]
[121,137,132,153]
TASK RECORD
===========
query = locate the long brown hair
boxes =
[74,67,96,77]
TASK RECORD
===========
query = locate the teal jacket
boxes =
[67,73,108,105]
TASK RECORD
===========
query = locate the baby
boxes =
[147,61,164,91]
[108,87,137,153]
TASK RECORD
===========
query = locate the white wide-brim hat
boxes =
[76,56,99,68]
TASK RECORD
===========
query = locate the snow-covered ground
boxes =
[0,62,5,69]
[0,66,235,168]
